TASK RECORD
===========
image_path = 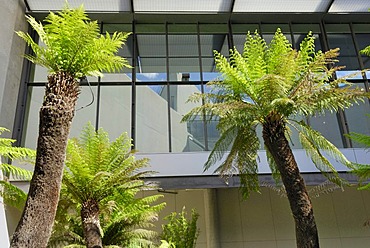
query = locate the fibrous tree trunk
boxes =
[11,72,79,248]
[262,113,319,248]
[81,199,103,248]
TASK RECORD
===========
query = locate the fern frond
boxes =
[0,181,27,211]
[293,120,348,186]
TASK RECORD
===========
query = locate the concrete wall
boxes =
[0,0,27,132]
[145,186,370,248]
[0,0,27,246]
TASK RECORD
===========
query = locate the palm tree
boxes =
[183,29,369,248]
[0,127,35,211]
[12,5,130,247]
[48,123,164,248]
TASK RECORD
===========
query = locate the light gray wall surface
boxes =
[0,0,27,132]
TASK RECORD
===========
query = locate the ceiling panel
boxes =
[27,0,131,12]
[329,0,370,12]
[233,0,332,12]
[133,0,232,13]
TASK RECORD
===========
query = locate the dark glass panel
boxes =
[200,34,229,57]
[168,35,198,57]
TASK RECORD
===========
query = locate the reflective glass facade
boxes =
[21,21,370,152]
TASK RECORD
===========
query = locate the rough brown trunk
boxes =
[10,72,79,248]
[262,113,319,248]
[81,199,103,248]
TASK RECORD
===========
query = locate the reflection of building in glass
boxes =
[2,1,370,247]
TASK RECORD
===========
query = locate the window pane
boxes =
[293,34,322,51]
[202,57,222,82]
[136,85,169,152]
[355,34,370,69]
[99,86,131,140]
[23,86,98,148]
[169,85,205,152]
[327,34,360,69]
[136,57,167,82]
[309,111,344,148]
[345,84,370,148]
[169,58,200,82]
[101,69,133,83]
[168,35,198,57]
[137,35,166,57]
[23,86,43,149]
[69,86,98,138]
[200,34,229,57]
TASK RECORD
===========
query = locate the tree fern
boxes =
[16,4,130,78]
[49,123,165,247]
[183,28,369,247]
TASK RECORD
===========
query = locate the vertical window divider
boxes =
[349,22,370,94]
[131,20,137,148]
[166,22,172,152]
[321,21,352,148]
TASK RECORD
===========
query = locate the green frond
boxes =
[204,126,237,172]
[265,28,293,74]
[351,163,370,181]
[0,181,27,211]
[242,31,267,82]
[0,127,35,180]
[1,163,33,180]
[17,5,130,78]
[346,132,370,148]
[293,120,349,186]
[361,45,370,56]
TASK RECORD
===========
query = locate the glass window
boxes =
[326,24,360,71]
[206,117,221,151]
[202,57,222,82]
[101,68,133,83]
[344,84,370,148]
[137,34,166,57]
[168,34,198,57]
[69,86,98,139]
[169,58,200,82]
[232,24,260,52]
[293,34,322,52]
[136,34,167,82]
[200,34,229,57]
[99,85,131,140]
[23,86,44,149]
[136,85,169,152]
[354,33,370,69]
[308,111,344,148]
[169,85,206,152]
[136,57,167,82]
[23,86,98,148]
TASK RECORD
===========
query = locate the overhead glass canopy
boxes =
[25,0,370,13]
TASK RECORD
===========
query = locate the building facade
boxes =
[1,0,370,247]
